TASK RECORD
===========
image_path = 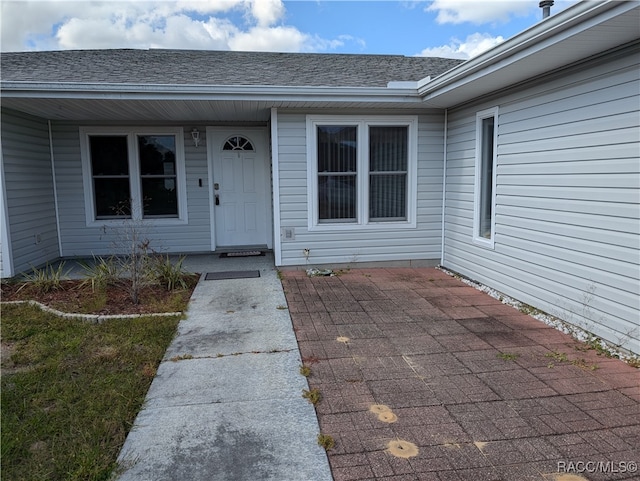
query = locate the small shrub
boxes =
[18,262,70,294]
[152,254,189,291]
[79,255,120,291]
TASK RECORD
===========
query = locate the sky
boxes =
[1,0,580,58]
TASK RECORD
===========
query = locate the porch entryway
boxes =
[206,127,272,249]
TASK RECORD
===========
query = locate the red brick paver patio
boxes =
[281,268,640,481]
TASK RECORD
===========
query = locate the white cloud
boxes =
[229,25,307,51]
[55,11,241,50]
[426,0,533,25]
[417,32,505,59]
[0,0,345,52]
[248,0,285,27]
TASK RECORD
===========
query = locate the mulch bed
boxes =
[1,276,199,315]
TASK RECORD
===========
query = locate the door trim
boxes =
[206,127,273,251]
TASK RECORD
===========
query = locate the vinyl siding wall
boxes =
[443,48,640,354]
[1,108,60,276]
[276,110,445,266]
[52,122,212,257]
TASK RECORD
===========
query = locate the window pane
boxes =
[368,126,408,220]
[90,135,130,218]
[318,175,356,221]
[141,178,178,217]
[370,174,406,220]
[138,135,178,217]
[317,126,357,173]
[479,117,495,239]
[317,125,357,222]
[139,135,176,175]
[93,178,131,218]
[369,126,407,172]
[90,136,129,175]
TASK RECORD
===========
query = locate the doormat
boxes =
[219,251,265,258]
[204,270,261,280]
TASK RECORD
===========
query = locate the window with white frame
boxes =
[307,116,417,230]
[473,107,498,247]
[80,127,187,225]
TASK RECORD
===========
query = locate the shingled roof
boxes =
[1,49,463,88]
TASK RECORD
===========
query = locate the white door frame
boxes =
[206,127,273,251]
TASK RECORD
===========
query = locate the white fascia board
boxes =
[419,0,635,100]
[0,82,423,104]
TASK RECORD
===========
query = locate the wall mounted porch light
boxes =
[191,128,201,147]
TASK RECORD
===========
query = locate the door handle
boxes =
[215,195,220,206]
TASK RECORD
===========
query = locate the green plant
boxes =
[151,254,189,291]
[545,350,568,363]
[79,255,121,291]
[496,352,519,361]
[571,357,598,371]
[18,262,70,294]
[317,433,335,451]
[169,354,194,362]
[302,388,322,405]
[299,364,311,377]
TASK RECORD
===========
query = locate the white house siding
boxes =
[443,48,640,354]
[0,108,60,276]
[52,122,212,257]
[276,110,445,267]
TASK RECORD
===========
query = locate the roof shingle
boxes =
[1,49,463,88]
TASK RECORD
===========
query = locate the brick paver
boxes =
[282,268,640,481]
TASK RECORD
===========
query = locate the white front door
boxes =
[208,128,271,248]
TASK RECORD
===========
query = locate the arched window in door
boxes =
[223,136,255,151]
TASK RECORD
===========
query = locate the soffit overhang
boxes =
[0,84,425,121]
[419,1,640,109]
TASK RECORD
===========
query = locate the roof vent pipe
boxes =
[539,0,554,19]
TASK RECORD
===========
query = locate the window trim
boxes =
[80,126,188,227]
[306,115,418,231]
[473,107,498,248]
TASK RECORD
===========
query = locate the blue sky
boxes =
[1,0,579,58]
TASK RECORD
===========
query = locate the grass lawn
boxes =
[1,303,181,481]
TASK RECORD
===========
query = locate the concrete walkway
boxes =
[115,253,332,481]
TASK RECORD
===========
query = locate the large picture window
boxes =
[473,107,498,247]
[308,116,417,230]
[81,127,187,225]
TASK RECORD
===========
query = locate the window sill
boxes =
[87,217,189,228]
[472,236,495,249]
[309,220,416,232]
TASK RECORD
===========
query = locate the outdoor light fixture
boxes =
[191,128,201,147]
